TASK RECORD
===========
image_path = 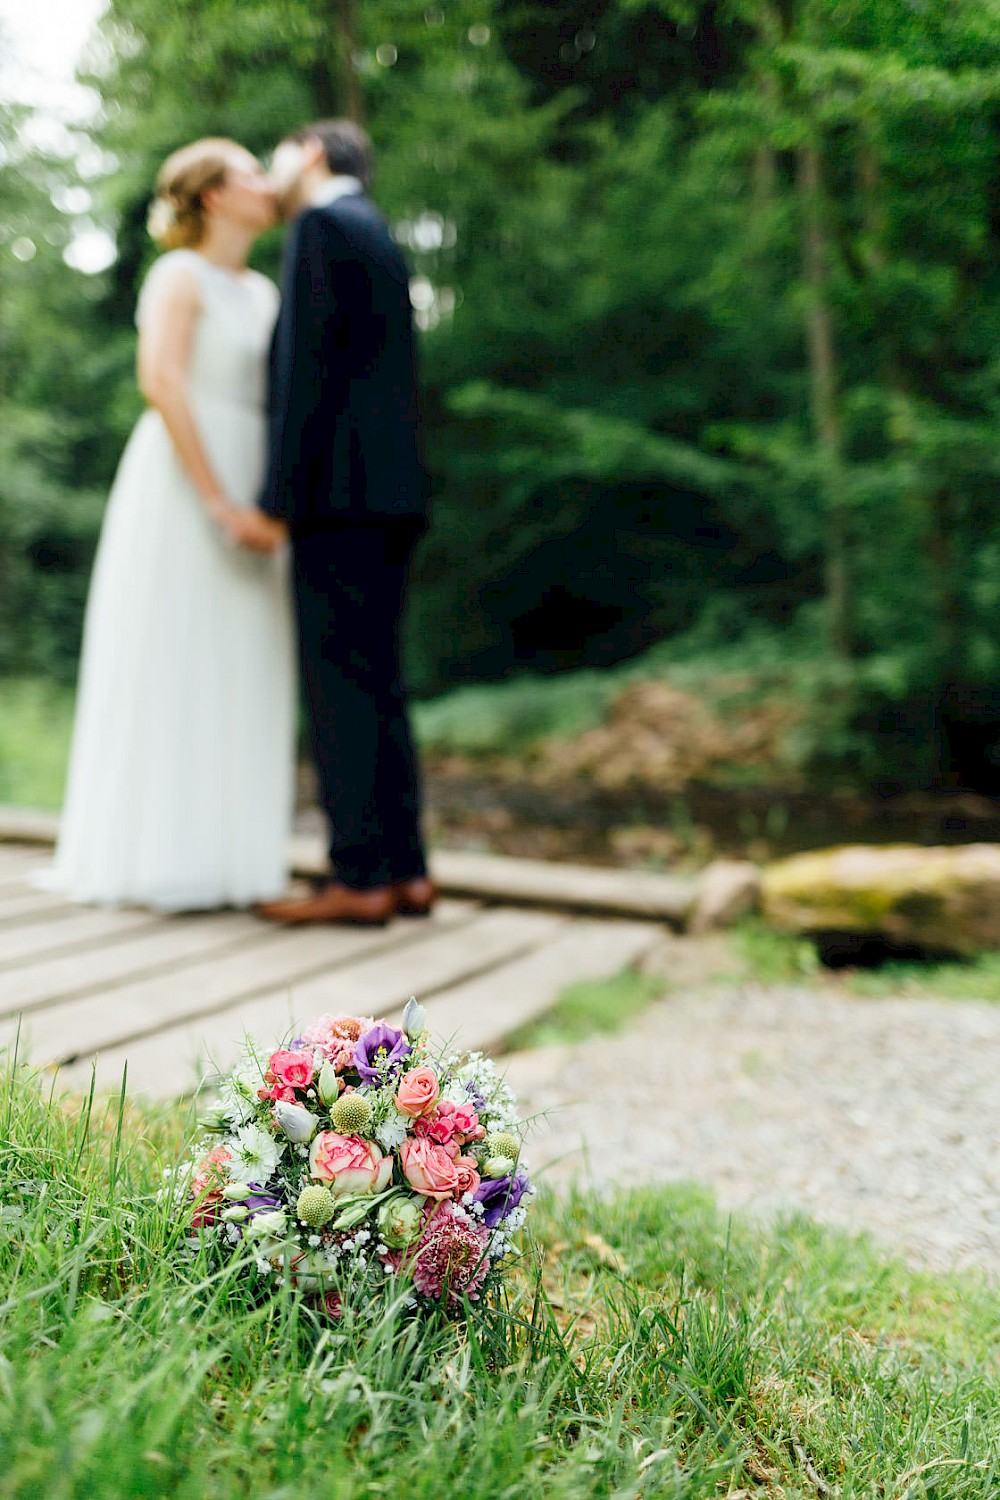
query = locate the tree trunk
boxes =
[797,138,851,658]
[334,0,365,123]
[319,0,364,122]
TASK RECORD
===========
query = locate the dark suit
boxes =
[261,188,428,890]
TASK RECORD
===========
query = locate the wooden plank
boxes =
[433,851,696,925]
[55,910,611,1101]
[0,910,267,1016]
[289,835,695,924]
[0,806,59,846]
[1,820,698,926]
[263,905,568,1017]
[0,905,162,971]
[0,842,50,880]
[409,918,662,1055]
[6,899,478,1065]
[52,901,503,1098]
[0,886,74,921]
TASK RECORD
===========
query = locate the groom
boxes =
[255,119,433,925]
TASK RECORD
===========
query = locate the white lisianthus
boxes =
[245,1209,288,1243]
[401,996,427,1037]
[227,1123,285,1184]
[273,1101,320,1143]
[375,1106,410,1152]
[317,1061,341,1105]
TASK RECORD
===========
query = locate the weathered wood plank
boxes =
[406,919,662,1055]
[264,905,568,1018]
[0,887,76,925]
[288,834,696,925]
[0,910,267,1016]
[55,911,636,1100]
[0,842,50,880]
[6,900,478,1065]
[54,908,565,1098]
[2,821,698,926]
[0,806,59,846]
[0,906,162,971]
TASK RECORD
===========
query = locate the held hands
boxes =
[208,496,288,553]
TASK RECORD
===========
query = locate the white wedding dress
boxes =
[40,249,296,911]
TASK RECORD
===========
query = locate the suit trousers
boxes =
[292,522,427,890]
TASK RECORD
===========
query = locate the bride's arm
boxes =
[137,266,271,549]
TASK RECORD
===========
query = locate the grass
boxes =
[847,951,1000,1002]
[503,967,666,1051]
[2,1057,999,1498]
[0,677,74,810]
[731,919,1000,1003]
[412,670,620,756]
[729,918,822,986]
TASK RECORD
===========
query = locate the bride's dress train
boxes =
[40,250,295,911]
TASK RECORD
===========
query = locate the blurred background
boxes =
[4,0,1000,867]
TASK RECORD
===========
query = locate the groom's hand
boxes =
[228,508,289,553]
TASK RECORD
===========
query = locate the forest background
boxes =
[5,0,1000,820]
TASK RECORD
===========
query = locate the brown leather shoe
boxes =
[256,883,396,926]
[393,875,437,917]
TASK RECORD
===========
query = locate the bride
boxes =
[41,138,295,911]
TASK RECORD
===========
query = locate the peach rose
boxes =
[268,1049,314,1092]
[308,1131,392,1196]
[190,1145,232,1228]
[453,1155,481,1199]
[399,1137,459,1200]
[395,1066,440,1118]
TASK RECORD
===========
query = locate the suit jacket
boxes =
[261,191,428,532]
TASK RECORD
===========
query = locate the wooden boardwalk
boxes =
[0,840,661,1100]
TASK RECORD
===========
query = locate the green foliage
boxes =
[0,679,73,809]
[503,965,666,1049]
[414,668,619,753]
[9,0,1000,781]
[849,949,1000,1002]
[2,1059,999,1496]
[731,915,822,983]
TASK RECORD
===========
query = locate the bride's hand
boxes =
[209,498,287,553]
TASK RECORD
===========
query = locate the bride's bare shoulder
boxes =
[135,250,202,326]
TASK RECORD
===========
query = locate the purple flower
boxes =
[353,1022,412,1083]
[245,1186,283,1217]
[473,1168,531,1229]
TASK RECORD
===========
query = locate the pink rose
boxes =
[308,1131,392,1196]
[399,1137,459,1200]
[258,1081,297,1103]
[395,1066,440,1118]
[415,1109,456,1146]
[268,1049,314,1092]
[450,1102,480,1138]
[453,1156,481,1199]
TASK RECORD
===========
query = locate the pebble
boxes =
[504,979,1000,1278]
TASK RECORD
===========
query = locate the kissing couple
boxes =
[42,121,434,926]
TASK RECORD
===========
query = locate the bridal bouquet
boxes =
[169,1000,532,1316]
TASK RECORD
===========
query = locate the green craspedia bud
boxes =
[485,1131,520,1163]
[296,1185,336,1228]
[483,1155,515,1180]
[330,1092,373,1135]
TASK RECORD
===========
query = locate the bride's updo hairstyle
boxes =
[147,138,240,249]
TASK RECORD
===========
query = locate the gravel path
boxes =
[503,966,1000,1277]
